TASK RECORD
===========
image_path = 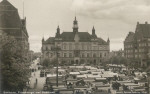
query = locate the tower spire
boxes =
[91,26,97,38]
[55,25,60,38]
[73,16,78,33]
[92,26,95,35]
[42,36,45,43]
[107,37,110,44]
[57,25,60,34]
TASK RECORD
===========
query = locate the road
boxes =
[27,59,46,92]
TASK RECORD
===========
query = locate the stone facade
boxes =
[41,17,110,65]
[124,22,150,67]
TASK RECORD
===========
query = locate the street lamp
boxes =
[52,46,61,87]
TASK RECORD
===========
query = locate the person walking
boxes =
[36,78,38,84]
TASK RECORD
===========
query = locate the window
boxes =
[69,45,72,50]
[87,53,90,57]
[104,53,107,57]
[82,53,85,57]
[48,46,51,50]
[51,53,53,57]
[69,53,72,57]
[64,53,67,57]
[64,45,66,50]
[57,53,60,57]
[46,46,48,50]
[100,53,102,58]
[82,45,84,50]
[100,59,101,62]
[46,52,49,57]
[93,53,96,57]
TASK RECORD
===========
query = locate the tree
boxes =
[0,34,30,92]
[42,59,50,67]
[42,58,58,68]
[109,56,127,66]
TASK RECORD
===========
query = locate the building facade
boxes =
[41,17,110,65]
[124,22,150,67]
[0,0,29,57]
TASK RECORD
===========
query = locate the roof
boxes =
[60,32,92,42]
[0,0,28,38]
[44,37,55,44]
[135,23,150,39]
[0,0,21,28]
[124,32,135,43]
[97,37,108,45]
[0,0,17,11]
[125,23,150,43]
[44,31,108,44]
[60,32,75,41]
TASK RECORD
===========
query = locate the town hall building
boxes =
[41,17,110,65]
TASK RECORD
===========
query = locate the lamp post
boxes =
[53,46,61,87]
[56,51,59,87]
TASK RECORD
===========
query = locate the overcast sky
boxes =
[3,0,150,52]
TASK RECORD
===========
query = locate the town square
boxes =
[0,0,150,94]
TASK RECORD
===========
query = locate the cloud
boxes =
[71,0,150,24]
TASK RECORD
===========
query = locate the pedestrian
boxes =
[36,78,38,84]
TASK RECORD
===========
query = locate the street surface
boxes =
[28,59,46,92]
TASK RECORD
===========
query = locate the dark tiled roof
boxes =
[125,23,150,43]
[97,37,108,45]
[0,0,21,28]
[125,32,135,43]
[60,32,92,42]
[135,24,150,39]
[0,0,29,38]
[0,0,17,11]
[44,31,108,44]
[44,37,55,44]
[77,32,91,42]
[61,32,75,41]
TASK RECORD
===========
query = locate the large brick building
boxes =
[41,17,110,65]
[0,0,29,57]
[124,22,150,67]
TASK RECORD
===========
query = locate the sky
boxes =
[2,0,150,52]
